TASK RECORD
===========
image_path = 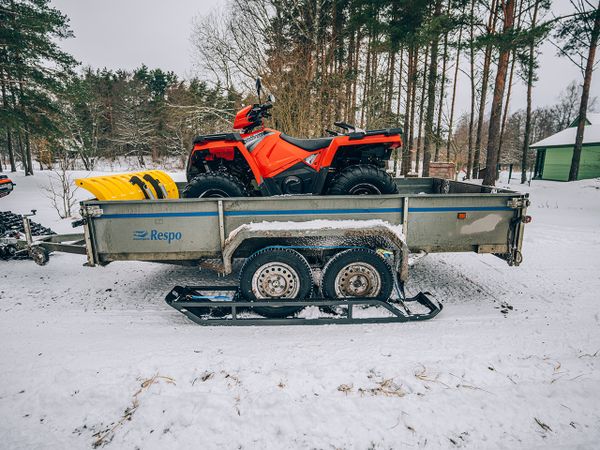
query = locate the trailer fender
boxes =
[218,220,409,283]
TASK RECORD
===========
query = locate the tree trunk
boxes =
[467,0,476,178]
[416,46,429,175]
[483,0,516,187]
[16,132,27,174]
[409,47,419,174]
[396,46,404,120]
[521,0,541,183]
[394,46,404,175]
[351,30,361,122]
[402,46,416,175]
[435,4,451,161]
[24,127,34,175]
[497,0,524,174]
[369,43,379,127]
[473,0,499,178]
[446,21,464,161]
[345,30,355,122]
[387,50,396,115]
[422,0,443,177]
[0,67,17,172]
[497,48,516,175]
[569,0,600,181]
[361,33,372,127]
[6,130,15,172]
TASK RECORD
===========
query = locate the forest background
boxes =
[1,0,599,185]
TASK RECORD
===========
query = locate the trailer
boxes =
[12,177,530,325]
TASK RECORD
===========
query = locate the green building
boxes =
[531,113,600,181]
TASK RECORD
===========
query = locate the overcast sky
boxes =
[51,0,598,120]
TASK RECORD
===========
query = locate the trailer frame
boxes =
[7,177,530,326]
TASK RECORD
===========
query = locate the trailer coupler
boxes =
[165,285,442,326]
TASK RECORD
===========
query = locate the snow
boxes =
[529,123,600,148]
[228,219,405,240]
[1,170,600,449]
[240,218,403,233]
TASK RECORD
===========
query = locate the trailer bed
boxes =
[78,177,529,268]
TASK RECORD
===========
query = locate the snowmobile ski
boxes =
[165,285,442,326]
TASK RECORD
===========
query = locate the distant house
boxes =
[530,113,600,181]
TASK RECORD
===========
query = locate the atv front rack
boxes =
[165,285,442,326]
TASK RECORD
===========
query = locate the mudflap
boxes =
[165,285,443,326]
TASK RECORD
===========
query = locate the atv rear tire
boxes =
[182,172,248,198]
[327,164,397,195]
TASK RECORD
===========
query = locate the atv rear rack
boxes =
[165,285,442,326]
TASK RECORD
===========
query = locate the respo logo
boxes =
[133,229,182,244]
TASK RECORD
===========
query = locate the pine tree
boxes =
[555,0,600,181]
[0,0,77,174]
[482,0,516,186]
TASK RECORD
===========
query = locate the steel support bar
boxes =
[165,285,442,326]
[38,242,87,255]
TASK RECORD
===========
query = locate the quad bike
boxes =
[183,79,402,198]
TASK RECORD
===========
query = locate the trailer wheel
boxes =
[29,246,49,266]
[321,248,393,300]
[182,172,248,198]
[239,248,313,318]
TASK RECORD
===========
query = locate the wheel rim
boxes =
[251,262,300,299]
[334,262,381,298]
[348,183,381,195]
[199,189,230,198]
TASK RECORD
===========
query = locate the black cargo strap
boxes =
[129,176,155,199]
[142,174,167,199]
[347,128,403,140]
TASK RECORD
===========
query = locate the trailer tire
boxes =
[30,246,50,266]
[182,172,248,198]
[321,248,393,300]
[327,164,397,195]
[239,248,313,318]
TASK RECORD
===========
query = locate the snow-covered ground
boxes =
[1,169,599,449]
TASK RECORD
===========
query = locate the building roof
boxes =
[529,123,600,148]
[569,112,600,127]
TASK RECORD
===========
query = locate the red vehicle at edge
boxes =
[0,175,14,198]
[183,79,402,198]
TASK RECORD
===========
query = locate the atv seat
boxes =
[280,134,333,151]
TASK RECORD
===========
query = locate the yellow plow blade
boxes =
[75,170,179,201]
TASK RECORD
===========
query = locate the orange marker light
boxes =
[457,212,467,220]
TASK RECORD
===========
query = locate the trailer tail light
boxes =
[522,215,532,224]
[457,212,467,220]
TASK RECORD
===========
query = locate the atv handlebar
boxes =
[247,102,273,126]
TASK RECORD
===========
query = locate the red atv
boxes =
[183,79,401,198]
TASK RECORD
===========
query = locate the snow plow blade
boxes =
[75,170,179,201]
[165,285,442,326]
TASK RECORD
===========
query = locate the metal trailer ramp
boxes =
[165,285,443,326]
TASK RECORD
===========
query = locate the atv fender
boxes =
[318,132,402,167]
[189,142,263,185]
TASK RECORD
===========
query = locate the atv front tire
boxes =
[182,172,248,198]
[327,164,397,195]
